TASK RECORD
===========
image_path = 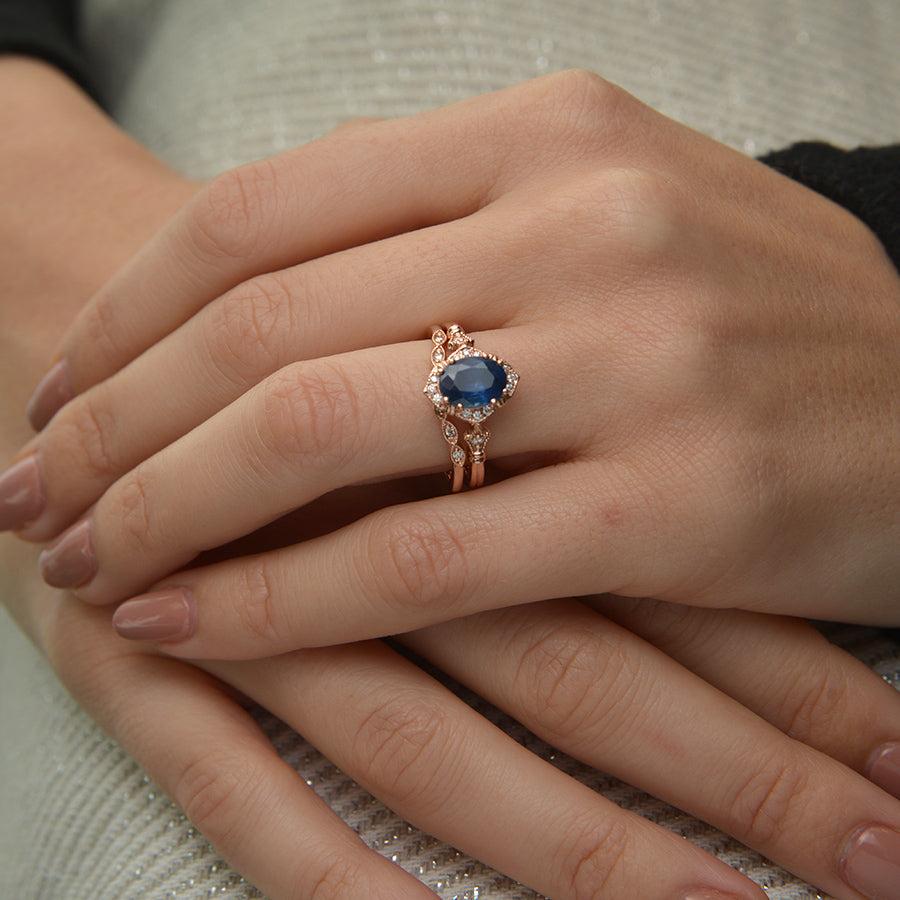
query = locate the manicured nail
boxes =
[26,359,73,431]
[0,454,44,531]
[113,589,195,642]
[39,519,97,589]
[868,743,900,800]
[842,826,900,900]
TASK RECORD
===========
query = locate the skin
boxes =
[3,60,900,900]
[8,72,900,635]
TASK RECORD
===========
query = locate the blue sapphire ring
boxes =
[424,324,519,492]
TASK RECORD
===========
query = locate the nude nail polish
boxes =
[26,359,73,431]
[869,744,900,801]
[842,826,900,900]
[113,589,195,642]
[0,455,44,531]
[39,519,97,589]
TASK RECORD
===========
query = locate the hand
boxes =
[11,60,890,900]
[7,71,899,634]
[17,495,900,900]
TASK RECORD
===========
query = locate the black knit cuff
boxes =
[761,142,900,273]
[0,0,95,99]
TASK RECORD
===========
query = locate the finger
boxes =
[103,447,716,656]
[49,599,436,900]
[15,195,568,541]
[35,72,630,415]
[210,640,768,900]
[106,456,642,656]
[402,601,900,900]
[586,596,900,794]
[36,332,583,605]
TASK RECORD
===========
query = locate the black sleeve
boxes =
[0,0,93,96]
[761,142,900,273]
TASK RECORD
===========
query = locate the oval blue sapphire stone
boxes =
[439,356,507,408]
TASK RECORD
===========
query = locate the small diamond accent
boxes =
[466,428,489,450]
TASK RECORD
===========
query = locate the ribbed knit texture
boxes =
[80,0,900,176]
[2,1,900,898]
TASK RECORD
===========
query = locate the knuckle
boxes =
[725,752,809,848]
[60,392,119,479]
[188,159,278,261]
[625,599,733,654]
[110,467,155,552]
[780,665,853,745]
[260,361,361,466]
[173,750,265,846]
[547,68,622,121]
[538,69,633,149]
[209,274,293,384]
[536,169,686,283]
[306,853,368,900]
[583,168,685,259]
[352,695,457,808]
[512,624,633,740]
[558,815,631,900]
[234,558,279,643]
[79,292,123,366]
[604,168,684,252]
[368,512,470,615]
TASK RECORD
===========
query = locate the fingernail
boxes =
[842,826,900,900]
[113,589,195,642]
[39,519,97,589]
[26,360,73,431]
[0,454,44,531]
[868,743,900,800]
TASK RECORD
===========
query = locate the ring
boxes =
[424,324,519,492]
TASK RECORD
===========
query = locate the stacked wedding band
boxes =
[424,324,519,492]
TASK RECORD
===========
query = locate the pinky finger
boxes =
[56,601,436,900]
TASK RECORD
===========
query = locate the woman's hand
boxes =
[8,71,899,632]
[16,490,900,900]
[15,479,900,900]
[8,60,900,900]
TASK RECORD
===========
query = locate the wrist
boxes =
[0,57,197,323]
[0,57,197,442]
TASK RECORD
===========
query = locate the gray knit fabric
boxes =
[2,1,900,898]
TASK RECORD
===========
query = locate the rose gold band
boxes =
[424,324,517,492]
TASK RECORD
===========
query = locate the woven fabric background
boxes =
[2,1,899,898]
